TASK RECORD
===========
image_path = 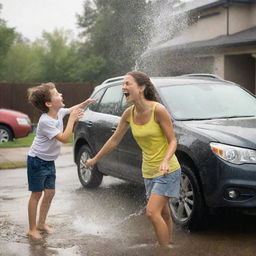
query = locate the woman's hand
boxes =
[159,160,169,175]
[85,158,96,167]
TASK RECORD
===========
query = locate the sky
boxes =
[0,0,197,42]
[0,0,85,41]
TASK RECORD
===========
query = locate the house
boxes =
[140,0,256,93]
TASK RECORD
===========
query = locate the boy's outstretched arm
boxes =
[68,98,96,113]
[55,108,84,143]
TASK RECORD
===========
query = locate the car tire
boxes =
[0,125,13,143]
[77,145,103,188]
[169,164,207,231]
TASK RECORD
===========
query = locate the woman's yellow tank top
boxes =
[130,102,180,178]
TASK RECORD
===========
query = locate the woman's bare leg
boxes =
[161,202,173,243]
[146,194,170,246]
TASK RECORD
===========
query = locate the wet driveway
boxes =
[1,152,256,256]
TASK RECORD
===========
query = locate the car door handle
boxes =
[85,121,93,127]
[111,126,117,132]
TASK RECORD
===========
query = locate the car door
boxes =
[116,95,143,183]
[90,83,123,175]
[80,87,106,150]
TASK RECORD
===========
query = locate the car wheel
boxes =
[169,164,206,230]
[77,145,103,188]
[0,125,13,143]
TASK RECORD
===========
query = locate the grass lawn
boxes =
[0,133,35,148]
[0,133,73,169]
[0,133,74,148]
[0,161,27,169]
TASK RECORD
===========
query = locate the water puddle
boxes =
[0,219,26,243]
[54,245,81,256]
[0,241,82,256]
[127,243,152,249]
[0,196,16,201]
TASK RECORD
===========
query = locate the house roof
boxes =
[145,26,256,56]
[174,0,254,15]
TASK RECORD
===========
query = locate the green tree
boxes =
[38,29,106,83]
[0,4,16,79]
[1,28,107,83]
[77,0,151,78]
[2,41,45,82]
[37,29,78,82]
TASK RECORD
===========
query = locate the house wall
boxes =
[229,4,256,34]
[179,7,226,43]
[250,4,256,26]
[177,4,256,44]
[141,3,256,94]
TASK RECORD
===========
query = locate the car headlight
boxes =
[210,142,256,165]
[16,117,30,125]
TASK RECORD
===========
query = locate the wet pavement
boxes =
[1,149,256,256]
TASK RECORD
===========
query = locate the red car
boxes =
[0,108,32,143]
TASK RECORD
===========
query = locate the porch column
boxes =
[213,54,225,79]
[251,54,256,94]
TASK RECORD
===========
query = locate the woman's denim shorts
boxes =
[144,169,181,199]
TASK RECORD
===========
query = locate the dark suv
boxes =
[74,74,256,230]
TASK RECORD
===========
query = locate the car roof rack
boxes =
[102,76,124,84]
[180,73,224,80]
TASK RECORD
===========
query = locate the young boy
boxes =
[27,82,94,239]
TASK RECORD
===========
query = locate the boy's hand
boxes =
[70,108,84,122]
[69,98,96,113]
[83,98,96,109]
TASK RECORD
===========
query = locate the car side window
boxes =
[89,88,106,112]
[98,84,122,115]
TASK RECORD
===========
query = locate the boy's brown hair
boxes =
[27,82,56,113]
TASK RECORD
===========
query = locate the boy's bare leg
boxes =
[37,189,55,233]
[27,192,42,239]
[146,194,170,246]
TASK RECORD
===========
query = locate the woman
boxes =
[86,71,181,246]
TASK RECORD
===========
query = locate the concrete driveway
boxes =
[1,146,256,256]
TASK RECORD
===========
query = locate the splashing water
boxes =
[135,0,191,74]
[114,205,146,226]
[72,214,107,236]
[72,205,146,238]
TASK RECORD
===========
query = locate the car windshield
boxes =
[159,83,256,120]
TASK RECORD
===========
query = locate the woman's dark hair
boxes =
[126,71,159,102]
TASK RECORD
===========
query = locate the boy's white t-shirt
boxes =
[28,108,69,161]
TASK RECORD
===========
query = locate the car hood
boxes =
[182,117,256,149]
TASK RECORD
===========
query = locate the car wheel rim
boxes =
[79,151,92,183]
[170,173,194,223]
[0,129,9,143]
